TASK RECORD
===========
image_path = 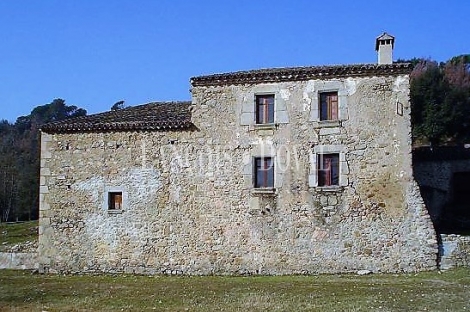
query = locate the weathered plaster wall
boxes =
[39,75,437,275]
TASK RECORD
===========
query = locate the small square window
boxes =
[254,157,274,188]
[108,192,123,210]
[256,94,274,124]
[319,92,338,121]
[317,154,339,186]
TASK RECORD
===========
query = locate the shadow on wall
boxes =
[413,146,470,235]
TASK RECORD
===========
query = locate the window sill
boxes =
[312,120,342,128]
[253,123,277,130]
[251,188,276,196]
[315,186,344,192]
[108,209,124,214]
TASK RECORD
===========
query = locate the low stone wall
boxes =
[439,234,470,270]
[0,252,38,270]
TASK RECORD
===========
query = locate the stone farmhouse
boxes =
[38,33,438,275]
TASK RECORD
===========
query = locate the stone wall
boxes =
[0,252,38,270]
[39,74,438,275]
[440,234,470,269]
[414,158,470,226]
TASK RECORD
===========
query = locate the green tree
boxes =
[29,98,86,126]
[0,121,17,222]
[411,60,449,145]
[111,100,126,111]
[410,56,470,146]
[0,99,86,221]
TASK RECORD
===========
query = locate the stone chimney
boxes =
[375,32,395,65]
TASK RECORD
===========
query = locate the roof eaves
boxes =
[40,101,194,134]
[191,63,412,87]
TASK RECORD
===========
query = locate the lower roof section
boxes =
[40,101,193,134]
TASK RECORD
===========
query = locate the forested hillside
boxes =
[0,99,86,221]
[0,55,469,222]
[409,55,470,146]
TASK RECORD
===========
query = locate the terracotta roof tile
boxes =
[191,63,412,87]
[41,101,193,133]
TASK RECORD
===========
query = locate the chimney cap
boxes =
[375,32,395,51]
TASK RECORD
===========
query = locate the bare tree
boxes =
[0,167,17,222]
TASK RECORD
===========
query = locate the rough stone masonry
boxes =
[38,34,438,275]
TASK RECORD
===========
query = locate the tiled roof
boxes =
[41,101,193,133]
[191,63,412,87]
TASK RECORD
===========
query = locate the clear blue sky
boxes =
[1,0,468,122]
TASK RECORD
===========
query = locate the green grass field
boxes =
[0,268,469,311]
[0,221,38,250]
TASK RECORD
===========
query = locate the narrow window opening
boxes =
[255,94,275,124]
[319,92,338,121]
[254,157,274,188]
[317,154,339,186]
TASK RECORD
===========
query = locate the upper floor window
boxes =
[254,157,274,188]
[317,154,339,186]
[256,94,274,124]
[319,92,338,121]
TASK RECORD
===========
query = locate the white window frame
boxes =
[103,186,128,213]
